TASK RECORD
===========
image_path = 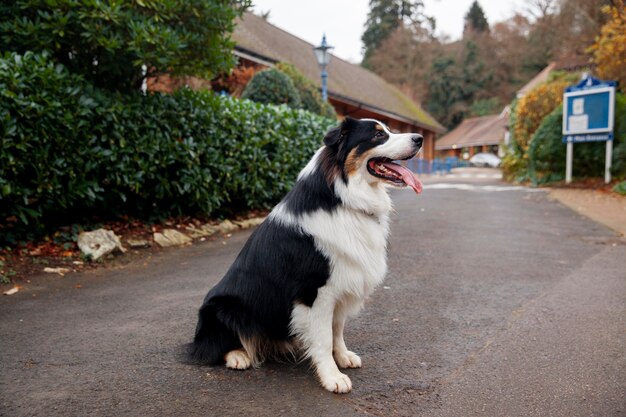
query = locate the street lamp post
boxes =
[313,34,333,102]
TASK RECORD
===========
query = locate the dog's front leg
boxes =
[291,288,352,393]
[332,303,362,369]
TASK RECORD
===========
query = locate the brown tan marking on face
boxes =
[374,124,384,131]
[345,147,376,178]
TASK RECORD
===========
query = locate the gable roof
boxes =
[517,62,555,98]
[435,114,507,150]
[232,13,445,133]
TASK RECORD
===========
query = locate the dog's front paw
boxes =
[224,349,251,370]
[319,371,352,394]
[334,350,362,369]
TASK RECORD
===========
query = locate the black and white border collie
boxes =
[189,117,423,393]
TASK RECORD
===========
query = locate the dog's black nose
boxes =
[411,134,423,147]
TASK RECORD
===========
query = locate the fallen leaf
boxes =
[3,287,19,295]
[74,284,82,289]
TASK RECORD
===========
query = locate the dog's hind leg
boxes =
[291,288,352,394]
[332,301,362,369]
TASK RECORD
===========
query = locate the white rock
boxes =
[3,287,19,295]
[77,229,126,261]
[233,217,266,229]
[153,229,192,247]
[218,220,238,234]
[126,239,150,248]
[43,267,71,276]
[185,224,219,238]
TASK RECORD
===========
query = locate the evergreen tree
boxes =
[426,56,465,128]
[361,0,431,67]
[464,0,489,35]
[426,41,492,129]
[461,41,492,102]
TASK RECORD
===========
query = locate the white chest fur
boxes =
[299,206,389,298]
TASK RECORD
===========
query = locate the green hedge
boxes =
[276,62,337,119]
[0,52,335,243]
[528,93,626,184]
[241,68,301,108]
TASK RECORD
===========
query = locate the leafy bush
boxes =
[501,99,530,182]
[0,0,250,91]
[513,72,579,153]
[0,52,336,244]
[613,181,626,195]
[241,68,301,108]
[528,93,626,184]
[211,66,260,97]
[276,62,337,118]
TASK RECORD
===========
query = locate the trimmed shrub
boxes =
[528,93,626,184]
[241,68,301,108]
[0,52,335,244]
[276,62,337,119]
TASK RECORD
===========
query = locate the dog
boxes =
[188,117,423,393]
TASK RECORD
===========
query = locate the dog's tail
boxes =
[186,303,242,365]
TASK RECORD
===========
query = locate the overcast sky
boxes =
[251,0,525,63]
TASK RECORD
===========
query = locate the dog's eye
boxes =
[375,131,385,138]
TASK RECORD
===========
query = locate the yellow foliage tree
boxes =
[502,72,578,181]
[589,1,626,93]
[513,75,575,153]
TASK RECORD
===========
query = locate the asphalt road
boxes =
[1,169,625,417]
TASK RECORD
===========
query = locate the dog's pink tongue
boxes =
[382,162,423,194]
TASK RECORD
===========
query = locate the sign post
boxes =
[562,76,616,184]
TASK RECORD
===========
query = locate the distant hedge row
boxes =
[0,52,336,243]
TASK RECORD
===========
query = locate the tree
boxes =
[0,0,251,91]
[361,0,433,67]
[275,63,336,118]
[241,68,301,108]
[469,98,501,117]
[425,40,493,129]
[460,41,492,102]
[426,55,465,128]
[367,24,439,100]
[464,1,489,36]
[588,0,626,92]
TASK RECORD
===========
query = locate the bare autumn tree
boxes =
[362,0,613,130]
[367,23,439,101]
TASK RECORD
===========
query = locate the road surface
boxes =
[1,169,624,417]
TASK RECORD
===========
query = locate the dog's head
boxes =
[321,117,423,194]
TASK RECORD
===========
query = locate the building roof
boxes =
[232,13,445,133]
[516,62,555,98]
[435,114,507,150]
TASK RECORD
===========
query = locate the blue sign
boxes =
[562,76,616,143]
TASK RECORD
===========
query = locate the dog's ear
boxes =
[323,117,354,147]
[323,126,342,147]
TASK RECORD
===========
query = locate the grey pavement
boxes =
[1,168,624,417]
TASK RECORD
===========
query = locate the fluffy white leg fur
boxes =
[291,288,352,394]
[224,348,252,370]
[332,301,362,369]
